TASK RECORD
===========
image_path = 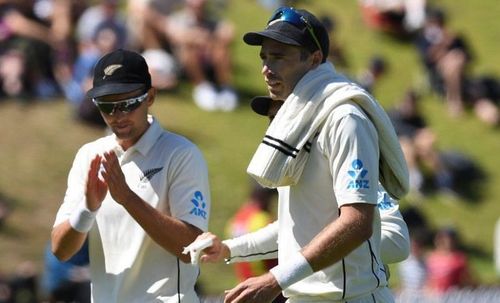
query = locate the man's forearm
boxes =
[121,192,203,263]
[302,203,374,271]
[51,220,87,261]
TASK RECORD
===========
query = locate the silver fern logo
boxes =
[140,167,163,183]
[103,64,122,79]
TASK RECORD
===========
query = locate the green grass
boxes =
[0,0,499,296]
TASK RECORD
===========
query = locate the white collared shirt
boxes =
[278,103,387,301]
[54,116,210,303]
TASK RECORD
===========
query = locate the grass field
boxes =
[0,0,499,296]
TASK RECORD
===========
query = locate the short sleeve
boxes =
[166,144,211,232]
[322,105,379,207]
[53,145,92,227]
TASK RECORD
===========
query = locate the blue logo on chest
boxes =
[190,191,207,219]
[347,159,370,189]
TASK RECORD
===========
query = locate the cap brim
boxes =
[86,83,146,99]
[250,96,272,116]
[243,22,303,47]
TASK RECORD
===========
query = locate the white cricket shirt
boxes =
[278,103,388,301]
[54,116,210,303]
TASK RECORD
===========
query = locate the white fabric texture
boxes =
[268,103,384,300]
[377,185,410,264]
[246,62,409,199]
[223,221,279,263]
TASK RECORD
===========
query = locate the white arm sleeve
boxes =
[378,188,410,264]
[223,221,279,263]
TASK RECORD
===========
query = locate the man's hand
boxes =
[85,154,107,211]
[100,150,135,204]
[224,272,282,303]
[191,232,230,263]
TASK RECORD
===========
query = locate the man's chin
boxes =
[112,128,132,139]
[268,92,283,101]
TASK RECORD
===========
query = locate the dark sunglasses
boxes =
[268,7,322,54]
[92,92,148,115]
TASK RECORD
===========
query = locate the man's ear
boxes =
[311,50,323,68]
[147,87,156,106]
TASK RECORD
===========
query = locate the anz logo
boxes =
[377,191,395,211]
[347,159,370,189]
[190,191,207,219]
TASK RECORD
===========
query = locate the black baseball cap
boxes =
[243,7,329,63]
[250,96,273,116]
[87,49,152,99]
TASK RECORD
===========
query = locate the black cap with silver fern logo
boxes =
[87,49,152,99]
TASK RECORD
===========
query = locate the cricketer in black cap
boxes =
[196,6,405,303]
[52,47,212,302]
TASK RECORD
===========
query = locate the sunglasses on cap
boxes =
[92,92,148,115]
[268,7,322,54]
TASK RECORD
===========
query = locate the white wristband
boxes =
[69,203,97,233]
[269,252,314,290]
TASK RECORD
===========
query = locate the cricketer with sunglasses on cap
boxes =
[51,49,211,303]
[191,7,410,303]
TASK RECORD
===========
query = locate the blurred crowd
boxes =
[0,0,498,124]
[0,0,499,302]
[0,0,239,126]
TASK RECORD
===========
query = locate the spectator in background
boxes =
[55,21,124,128]
[166,0,238,111]
[0,273,9,302]
[225,183,277,281]
[359,0,426,38]
[319,15,349,71]
[126,0,181,91]
[0,192,11,228]
[225,183,286,303]
[387,89,485,199]
[388,89,430,195]
[41,0,89,67]
[425,226,475,295]
[397,228,429,302]
[415,6,472,117]
[125,0,183,51]
[41,239,90,303]
[141,47,179,92]
[357,55,388,93]
[0,0,71,99]
[463,74,500,127]
[495,217,500,278]
[0,261,38,303]
[75,0,126,51]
